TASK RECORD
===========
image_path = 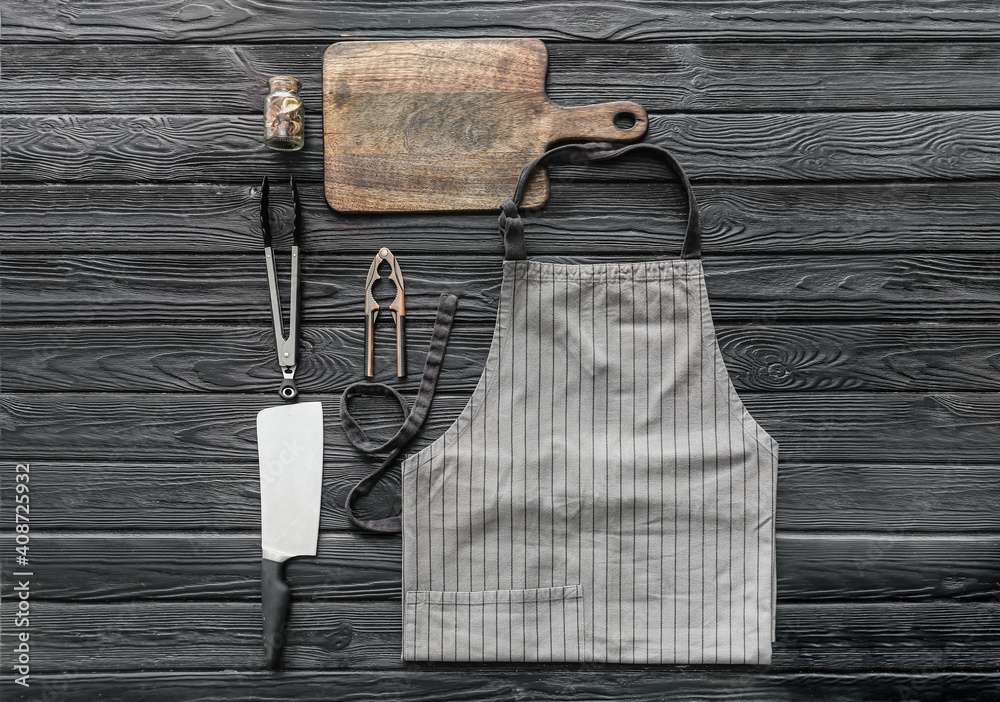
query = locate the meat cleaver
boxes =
[257,401,324,669]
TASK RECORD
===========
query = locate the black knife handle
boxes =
[262,558,290,669]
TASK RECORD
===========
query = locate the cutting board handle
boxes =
[546,100,648,144]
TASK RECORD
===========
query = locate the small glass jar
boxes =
[264,76,304,151]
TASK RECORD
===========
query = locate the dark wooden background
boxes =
[2,2,1000,700]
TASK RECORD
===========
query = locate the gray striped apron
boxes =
[352,142,778,664]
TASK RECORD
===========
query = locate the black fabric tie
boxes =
[499,141,701,261]
[342,294,458,533]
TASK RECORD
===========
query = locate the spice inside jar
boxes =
[264,76,304,151]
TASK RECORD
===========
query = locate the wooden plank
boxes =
[718,324,1000,392]
[6,181,1000,255]
[4,671,999,702]
[2,392,999,465]
[5,253,1000,325]
[776,534,1000,602]
[3,532,997,603]
[3,462,997,534]
[7,2,1000,42]
[6,323,1000,394]
[548,42,1000,112]
[12,42,1000,114]
[749,393,1000,464]
[778,464,1000,532]
[1,533,402,603]
[8,112,1000,183]
[0,325,491,394]
[0,253,493,324]
[1,600,998,672]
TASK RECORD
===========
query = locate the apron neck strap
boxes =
[499,142,701,261]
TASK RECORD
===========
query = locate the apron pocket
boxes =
[403,584,585,662]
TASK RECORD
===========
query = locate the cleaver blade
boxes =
[257,401,324,669]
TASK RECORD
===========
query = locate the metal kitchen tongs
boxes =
[260,175,302,401]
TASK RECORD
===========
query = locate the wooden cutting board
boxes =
[323,39,648,212]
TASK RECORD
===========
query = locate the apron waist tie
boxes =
[342,293,459,533]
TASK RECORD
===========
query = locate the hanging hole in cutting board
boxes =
[614,111,638,130]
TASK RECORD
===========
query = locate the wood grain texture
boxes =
[5,253,1000,325]
[4,462,998,533]
[548,41,1000,112]
[778,464,1000,532]
[7,181,1000,255]
[7,2,1000,42]
[12,42,1000,114]
[322,39,645,212]
[4,532,997,603]
[717,324,1000,392]
[6,459,996,534]
[9,111,1000,183]
[6,323,1000,394]
[5,0,1000,692]
[0,325,493,394]
[4,672,1000,702]
[3,392,1000,465]
[1,600,998,672]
